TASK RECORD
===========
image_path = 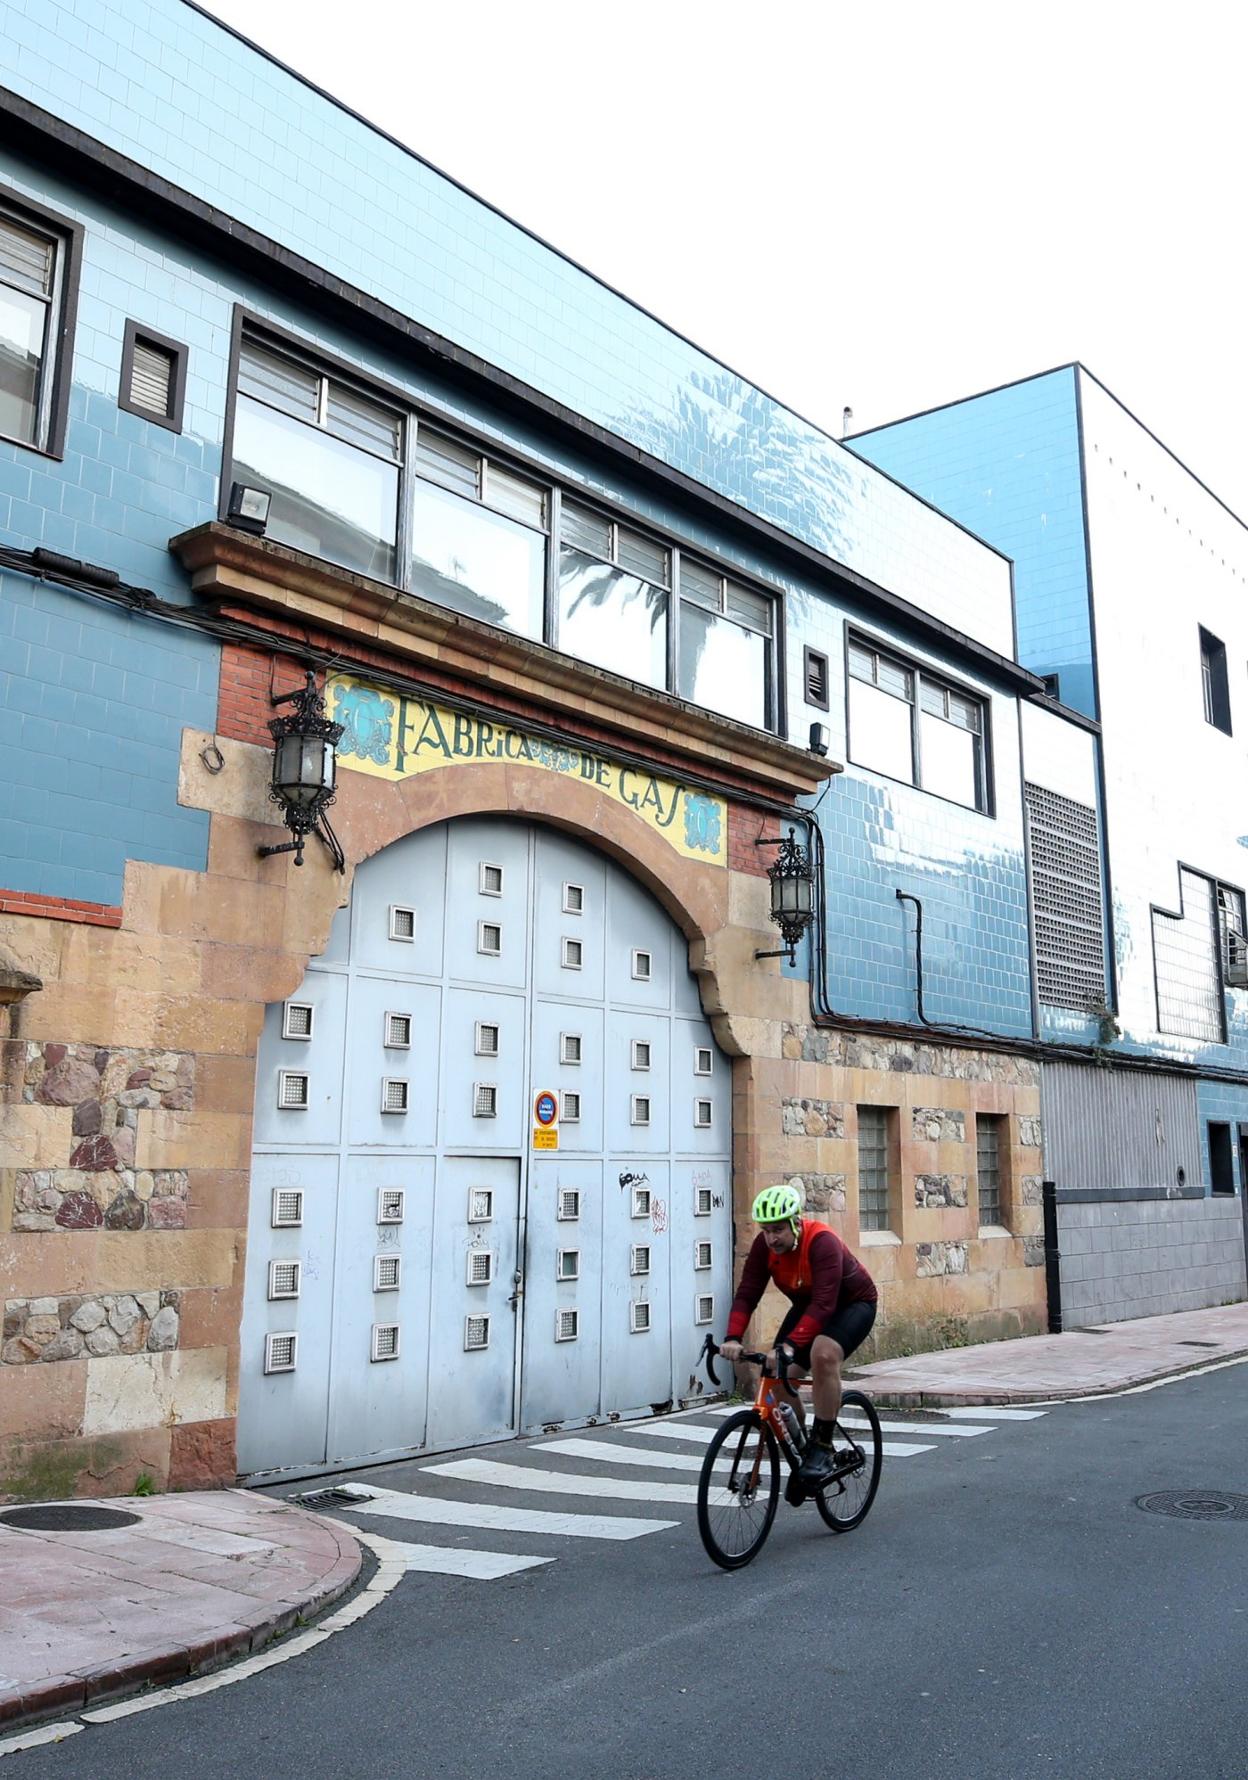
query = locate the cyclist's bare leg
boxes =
[809,1335,845,1426]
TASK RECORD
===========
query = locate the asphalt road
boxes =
[10,1362,1248,1780]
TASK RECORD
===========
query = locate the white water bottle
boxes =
[778,1402,805,1449]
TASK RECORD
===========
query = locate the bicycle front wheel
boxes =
[697,1409,780,1570]
[815,1389,882,1533]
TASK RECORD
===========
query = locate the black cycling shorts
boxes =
[776,1298,876,1369]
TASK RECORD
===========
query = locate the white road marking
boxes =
[623,1421,722,1443]
[423,1458,699,1504]
[839,1414,991,1438]
[939,1405,1047,1420]
[0,1723,83,1760]
[341,1484,676,1540]
[387,1539,551,1579]
[541,1433,934,1467]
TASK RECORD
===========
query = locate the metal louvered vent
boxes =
[561,1032,582,1064]
[631,1040,651,1071]
[464,1314,491,1351]
[631,1186,651,1217]
[265,1332,298,1374]
[268,1259,301,1300]
[475,1022,500,1056]
[277,1071,309,1109]
[377,1188,405,1225]
[694,1047,714,1076]
[804,647,830,709]
[271,1188,304,1228]
[283,1002,313,1040]
[373,1254,401,1292]
[695,1187,713,1216]
[695,1294,715,1325]
[468,1188,494,1223]
[128,337,175,417]
[389,905,415,941]
[371,1323,400,1362]
[630,1300,652,1333]
[631,950,652,981]
[694,1098,713,1129]
[479,862,504,896]
[381,1078,409,1114]
[556,1307,579,1342]
[478,921,502,956]
[562,938,583,969]
[630,1245,651,1276]
[557,1189,581,1221]
[1025,783,1106,1010]
[631,1096,651,1126]
[561,1091,581,1123]
[563,882,585,914]
[557,1248,580,1281]
[695,1241,713,1270]
[385,1012,412,1048]
[467,1249,494,1286]
[473,1082,498,1118]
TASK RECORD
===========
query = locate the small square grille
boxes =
[473,1082,498,1118]
[277,1071,309,1110]
[561,1091,581,1123]
[630,1244,651,1276]
[557,1248,580,1281]
[468,1187,494,1223]
[695,1186,713,1216]
[479,862,504,896]
[556,1307,579,1342]
[377,1188,405,1225]
[268,1259,301,1300]
[464,1314,490,1351]
[695,1240,713,1270]
[271,1188,304,1228]
[631,949,652,981]
[557,1189,581,1221]
[373,1254,401,1292]
[478,921,502,956]
[560,1032,582,1065]
[631,1095,651,1126]
[562,937,583,970]
[562,882,585,914]
[283,1002,313,1040]
[264,1331,298,1374]
[475,1022,500,1056]
[694,1098,713,1129]
[381,1077,409,1114]
[371,1322,400,1362]
[694,1047,713,1076]
[631,1040,651,1071]
[467,1249,494,1286]
[389,905,415,941]
[631,1185,651,1217]
[695,1294,715,1325]
[630,1300,652,1333]
[385,1011,412,1048]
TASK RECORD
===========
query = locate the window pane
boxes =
[326,382,403,462]
[848,641,875,683]
[876,655,913,700]
[410,479,544,638]
[849,678,914,783]
[724,581,773,636]
[238,341,319,422]
[1154,869,1222,1042]
[617,524,669,587]
[947,691,981,733]
[920,711,979,808]
[561,500,612,559]
[0,283,45,444]
[680,559,720,611]
[0,215,54,298]
[679,603,767,727]
[559,545,667,690]
[233,394,398,580]
[414,427,479,497]
[484,462,546,530]
[919,681,946,717]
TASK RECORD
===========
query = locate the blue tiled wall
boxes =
[849,369,1096,717]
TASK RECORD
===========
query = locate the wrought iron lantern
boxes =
[755,825,815,964]
[256,671,345,871]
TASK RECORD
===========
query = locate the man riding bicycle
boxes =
[720,1183,878,1488]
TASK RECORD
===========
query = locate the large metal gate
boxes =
[238,816,732,1480]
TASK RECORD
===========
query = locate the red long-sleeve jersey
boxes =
[726,1218,877,1350]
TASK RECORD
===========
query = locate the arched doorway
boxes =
[237,815,732,1480]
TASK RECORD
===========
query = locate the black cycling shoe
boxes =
[798,1442,838,1488]
[785,1472,807,1507]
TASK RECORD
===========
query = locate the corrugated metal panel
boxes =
[1041,1063,1200,1193]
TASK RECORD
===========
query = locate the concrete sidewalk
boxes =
[0,1489,360,1733]
[846,1301,1248,1406]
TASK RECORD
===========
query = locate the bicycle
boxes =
[694,1335,883,1570]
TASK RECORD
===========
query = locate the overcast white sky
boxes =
[201,0,1248,517]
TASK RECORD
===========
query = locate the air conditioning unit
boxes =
[1226,929,1248,989]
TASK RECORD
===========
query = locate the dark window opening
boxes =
[804,646,830,710]
[119,320,187,433]
[1200,628,1231,734]
[1208,1121,1234,1194]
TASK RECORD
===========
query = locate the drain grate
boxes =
[0,1503,142,1532]
[1136,1490,1248,1522]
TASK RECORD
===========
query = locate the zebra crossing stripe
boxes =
[542,1432,934,1467]
[424,1457,700,1505]
[839,1414,991,1438]
[385,1539,552,1579]
[340,1484,677,1539]
[642,1412,982,1443]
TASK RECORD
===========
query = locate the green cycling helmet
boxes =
[751,1183,802,1229]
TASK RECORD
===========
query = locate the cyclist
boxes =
[719,1182,878,1488]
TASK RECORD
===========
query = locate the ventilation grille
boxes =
[695,1241,713,1270]
[556,1308,579,1342]
[277,1071,309,1110]
[562,938,583,969]
[630,1300,652,1333]
[468,1188,494,1223]
[557,1248,580,1281]
[264,1332,298,1374]
[695,1187,713,1216]
[385,1012,412,1048]
[631,1185,651,1217]
[1025,782,1106,1010]
[283,1002,313,1040]
[804,646,830,709]
[271,1188,303,1229]
[557,1189,581,1221]
[561,1091,581,1123]
[478,921,502,956]
[631,1040,651,1071]
[561,1033,582,1065]
[473,1082,498,1118]
[467,1249,494,1286]
[377,1188,405,1225]
[381,1078,409,1114]
[631,950,652,981]
[694,1098,713,1129]
[389,905,415,941]
[631,1096,651,1126]
[128,337,175,416]
[695,1294,715,1325]
[464,1314,490,1351]
[563,883,585,914]
[475,1022,500,1056]
[371,1323,400,1362]
[479,862,504,896]
[374,1254,401,1292]
[268,1259,301,1300]
[630,1245,651,1276]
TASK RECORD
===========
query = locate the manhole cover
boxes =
[0,1503,142,1532]
[1136,1491,1248,1522]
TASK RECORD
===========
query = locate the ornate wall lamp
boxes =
[755,826,815,964]
[256,671,346,872]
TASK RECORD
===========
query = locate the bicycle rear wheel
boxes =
[814,1389,882,1533]
[696,1409,780,1570]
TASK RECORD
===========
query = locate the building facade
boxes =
[0,3,1092,1499]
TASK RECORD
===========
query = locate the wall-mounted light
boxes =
[227,482,272,535]
[754,826,815,965]
[808,721,831,757]
[257,671,345,871]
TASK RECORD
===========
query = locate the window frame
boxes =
[0,182,82,461]
[845,626,994,816]
[1149,862,1245,1044]
[1198,626,1231,735]
[856,1104,895,1234]
[975,1112,1008,1231]
[118,318,188,434]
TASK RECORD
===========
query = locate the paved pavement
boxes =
[0,1490,360,1734]
[847,1301,1248,1405]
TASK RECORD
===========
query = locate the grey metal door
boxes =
[239,816,731,1480]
